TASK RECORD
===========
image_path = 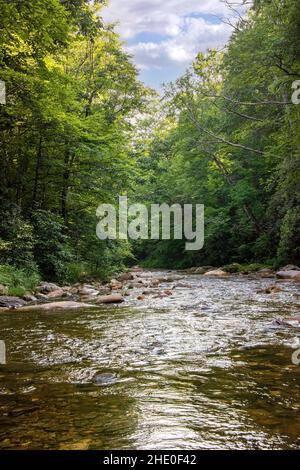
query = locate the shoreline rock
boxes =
[0,296,27,308]
[203,269,229,278]
[276,270,300,281]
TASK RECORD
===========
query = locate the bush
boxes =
[64,262,89,283]
[0,264,40,297]
[223,263,243,273]
[0,205,37,270]
[32,210,74,282]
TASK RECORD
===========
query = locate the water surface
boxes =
[0,272,300,449]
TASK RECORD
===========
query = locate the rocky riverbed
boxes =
[0,267,300,449]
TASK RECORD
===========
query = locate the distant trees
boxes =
[132,0,300,268]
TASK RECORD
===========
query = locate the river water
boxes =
[0,271,300,450]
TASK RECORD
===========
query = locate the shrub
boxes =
[223,263,243,273]
[32,210,74,282]
[0,264,40,296]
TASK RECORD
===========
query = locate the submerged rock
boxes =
[274,317,300,327]
[164,289,173,296]
[256,285,283,294]
[92,372,117,385]
[175,282,192,288]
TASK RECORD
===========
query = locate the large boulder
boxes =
[0,296,26,308]
[96,294,124,304]
[256,285,283,294]
[276,270,300,281]
[77,285,99,297]
[281,265,300,271]
[47,288,65,299]
[14,301,96,311]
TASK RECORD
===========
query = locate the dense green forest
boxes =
[0,0,299,292]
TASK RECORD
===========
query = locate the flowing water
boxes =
[0,271,300,450]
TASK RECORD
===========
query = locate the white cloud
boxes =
[102,1,230,39]
[101,1,247,87]
[125,16,231,70]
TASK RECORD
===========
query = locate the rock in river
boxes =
[203,269,229,278]
[117,272,134,282]
[92,372,117,386]
[12,301,96,311]
[276,270,300,281]
[0,296,26,308]
[96,294,124,304]
[36,282,61,294]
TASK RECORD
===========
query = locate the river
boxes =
[0,271,300,449]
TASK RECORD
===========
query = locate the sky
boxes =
[102,0,240,90]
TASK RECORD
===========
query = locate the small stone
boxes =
[36,282,61,294]
[22,294,37,302]
[117,272,134,282]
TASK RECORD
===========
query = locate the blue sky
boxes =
[102,0,240,90]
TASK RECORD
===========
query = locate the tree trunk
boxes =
[32,136,42,207]
[61,146,70,225]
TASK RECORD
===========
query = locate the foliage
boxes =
[0,265,40,296]
[0,0,299,278]
[130,0,300,268]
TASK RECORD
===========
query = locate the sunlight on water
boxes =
[0,272,300,449]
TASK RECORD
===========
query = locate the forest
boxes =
[0,0,299,293]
